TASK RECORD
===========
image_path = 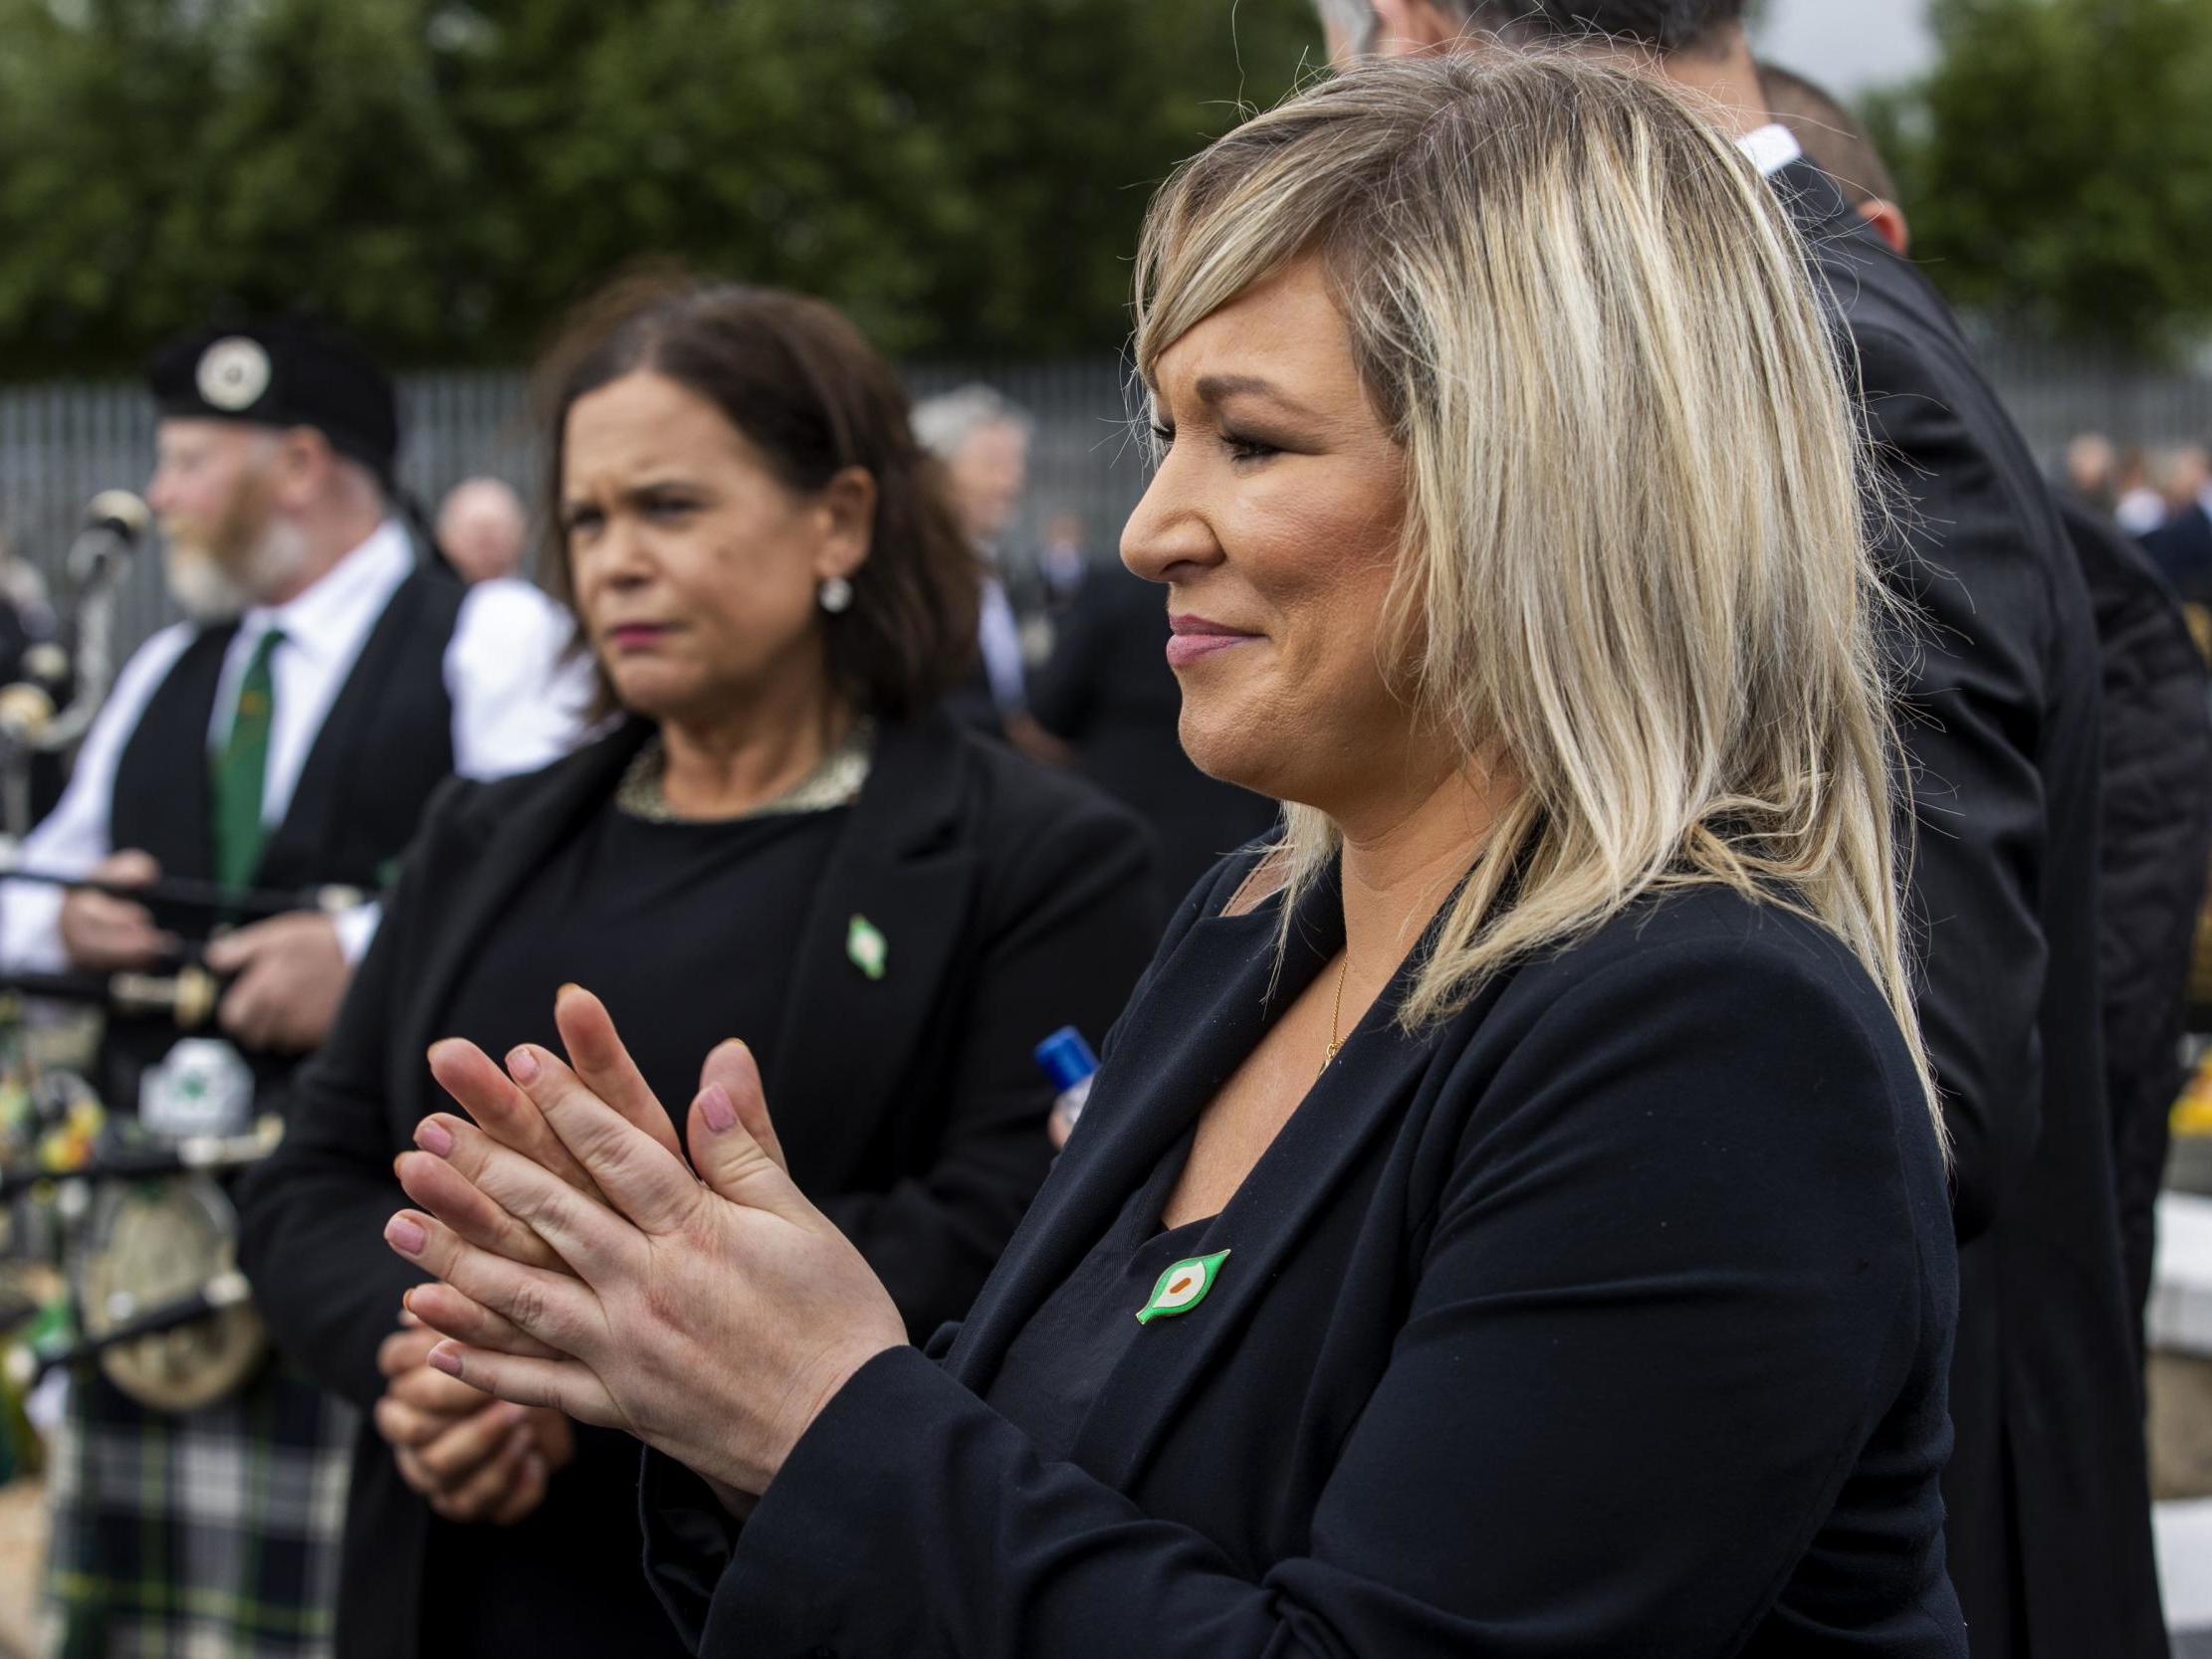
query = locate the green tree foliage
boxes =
[0,0,1319,374]
[1868,0,2212,356]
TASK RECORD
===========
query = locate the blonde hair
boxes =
[1135,52,1935,1119]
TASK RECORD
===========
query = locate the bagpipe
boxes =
[0,956,299,1416]
[0,495,305,1420]
[0,1069,280,1414]
[0,491,145,841]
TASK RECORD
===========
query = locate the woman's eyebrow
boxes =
[619,477,699,502]
[1194,373,1320,420]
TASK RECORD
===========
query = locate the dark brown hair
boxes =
[538,273,980,721]
[1449,0,1747,54]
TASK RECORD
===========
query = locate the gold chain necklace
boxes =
[1319,952,1352,1079]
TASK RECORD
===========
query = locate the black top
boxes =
[235,710,1164,1659]
[419,799,846,1659]
[439,801,841,1123]
[642,856,1964,1657]
[982,1128,1208,1464]
[1775,161,2166,1656]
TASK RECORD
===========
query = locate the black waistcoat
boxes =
[103,567,465,1116]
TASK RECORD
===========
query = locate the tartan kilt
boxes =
[42,1357,356,1659]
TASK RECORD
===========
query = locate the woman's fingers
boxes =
[430,1426,539,1524]
[685,1075,816,1227]
[385,1357,495,1417]
[402,1125,572,1274]
[384,1209,601,1354]
[377,1324,441,1380]
[487,1452,551,1527]
[429,1039,603,1200]
[372,1394,453,1450]
[406,1398,531,1488]
[402,1281,566,1361]
[398,1128,635,1283]
[553,986,685,1161]
[699,1040,787,1176]
[425,1341,624,1431]
[505,1044,701,1235]
[391,1445,441,1500]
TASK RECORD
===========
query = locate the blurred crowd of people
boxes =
[2068,432,2212,609]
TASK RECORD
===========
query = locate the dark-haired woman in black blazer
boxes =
[379,59,1965,1655]
[234,278,1160,1659]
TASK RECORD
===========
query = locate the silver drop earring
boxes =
[818,575,854,614]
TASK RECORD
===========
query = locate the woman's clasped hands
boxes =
[383,984,908,1499]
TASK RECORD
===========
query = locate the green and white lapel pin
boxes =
[1137,1249,1230,1325]
[847,915,888,980]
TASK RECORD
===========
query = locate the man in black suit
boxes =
[1319,4,2162,1654]
[0,319,588,1659]
[914,384,1040,742]
[1762,58,2212,1373]
[2142,445,2212,605]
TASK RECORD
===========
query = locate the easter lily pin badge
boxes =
[1136,1249,1230,1325]
[847,915,888,981]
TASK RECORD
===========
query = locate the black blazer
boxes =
[641,861,1963,1657]
[1777,163,2166,1657]
[234,709,1164,1659]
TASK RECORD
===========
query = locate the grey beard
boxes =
[163,548,252,622]
[163,521,311,622]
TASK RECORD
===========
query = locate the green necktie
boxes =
[210,627,281,894]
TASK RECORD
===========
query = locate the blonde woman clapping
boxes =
[387,56,1963,1658]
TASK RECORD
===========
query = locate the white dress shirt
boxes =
[0,519,590,971]
[1738,122,1805,181]
[977,576,1028,713]
[2117,489,2167,537]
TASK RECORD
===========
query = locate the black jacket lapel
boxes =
[944,858,1361,1392]
[110,623,236,895]
[390,723,651,1129]
[943,898,1296,1394]
[1070,983,1470,1494]
[762,710,979,1195]
[257,572,460,895]
[947,856,1504,1494]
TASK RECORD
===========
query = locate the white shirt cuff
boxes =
[332,900,382,966]
[0,881,70,976]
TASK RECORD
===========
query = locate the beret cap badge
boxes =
[195,337,273,413]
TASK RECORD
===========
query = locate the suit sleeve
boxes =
[0,623,193,973]
[813,794,1162,1338]
[651,933,1947,1658]
[235,785,469,1408]
[1855,321,2057,1243]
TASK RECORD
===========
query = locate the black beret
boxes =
[146,317,399,482]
